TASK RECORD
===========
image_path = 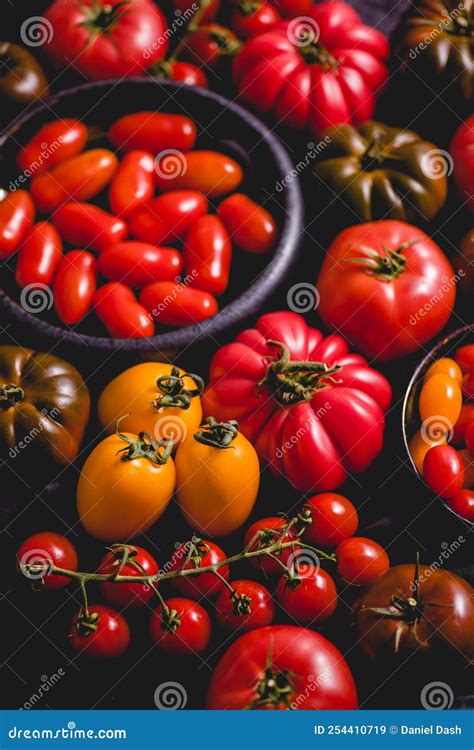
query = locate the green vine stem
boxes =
[115,416,173,464]
[193,417,239,449]
[153,366,204,410]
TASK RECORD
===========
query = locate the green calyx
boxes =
[115,416,173,464]
[193,416,239,449]
[81,1,129,33]
[74,609,100,637]
[153,366,204,410]
[344,240,416,281]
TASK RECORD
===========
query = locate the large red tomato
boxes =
[206,625,358,709]
[317,221,456,362]
[450,114,474,213]
[203,312,391,493]
[44,0,168,79]
[233,1,389,134]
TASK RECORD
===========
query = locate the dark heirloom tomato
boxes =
[206,625,358,709]
[53,250,97,325]
[450,115,474,213]
[183,215,231,295]
[98,242,183,287]
[108,112,197,153]
[0,42,49,106]
[231,2,281,39]
[94,283,154,339]
[233,2,389,134]
[53,203,127,253]
[0,190,35,260]
[109,150,155,218]
[185,24,241,69]
[0,346,90,471]
[130,192,207,245]
[16,222,63,288]
[155,151,243,198]
[141,281,218,327]
[17,119,88,176]
[313,121,447,224]
[203,312,391,493]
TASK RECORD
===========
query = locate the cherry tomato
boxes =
[216,579,275,632]
[303,493,358,548]
[130,191,207,245]
[453,403,474,446]
[16,119,88,176]
[15,222,63,288]
[459,448,474,489]
[465,422,474,455]
[98,544,159,607]
[277,569,338,625]
[462,370,474,400]
[336,537,389,586]
[155,151,243,198]
[424,357,463,384]
[150,597,211,655]
[159,60,209,88]
[409,429,446,474]
[16,532,78,591]
[218,193,277,254]
[0,190,35,259]
[31,149,118,213]
[183,215,231,296]
[272,0,312,16]
[109,150,155,218]
[244,516,299,576]
[231,1,280,38]
[447,489,474,522]
[53,250,97,325]
[108,112,197,153]
[456,344,474,374]
[184,24,240,69]
[141,281,218,327]
[53,202,127,253]
[98,242,183,288]
[173,0,220,22]
[69,604,130,659]
[94,282,154,339]
[423,444,465,498]
[168,540,229,598]
[419,373,463,435]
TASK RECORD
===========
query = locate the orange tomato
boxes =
[409,430,446,475]
[424,357,463,384]
[154,151,243,198]
[419,373,462,434]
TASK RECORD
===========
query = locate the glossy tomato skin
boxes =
[98,545,159,607]
[218,193,277,254]
[184,215,231,295]
[424,357,463,384]
[463,370,474,400]
[17,532,78,591]
[456,344,474,374]
[53,202,127,253]
[98,242,183,287]
[15,222,63,288]
[272,0,312,15]
[450,114,474,212]
[231,2,280,38]
[453,403,474,446]
[277,569,338,625]
[150,597,211,654]
[336,537,389,586]
[447,489,474,522]
[155,151,243,198]
[173,0,220,22]
[216,579,275,632]
[303,493,358,547]
[141,281,218,327]
[185,24,241,69]
[53,250,97,325]
[244,516,299,575]
[206,625,358,709]
[163,61,209,88]
[94,283,155,339]
[419,373,463,433]
[169,540,229,598]
[130,191,207,245]
[465,422,474,455]
[423,445,465,499]
[109,151,155,217]
[0,190,35,259]
[408,430,446,474]
[69,605,130,659]
[317,221,456,361]
[109,112,197,153]
[16,119,88,176]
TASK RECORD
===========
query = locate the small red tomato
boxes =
[168,540,229,599]
[98,545,159,607]
[466,422,474,455]
[173,0,220,22]
[303,493,358,548]
[141,281,218,327]
[447,489,474,522]
[109,150,155,218]
[459,448,474,489]
[218,193,277,254]
[98,242,182,288]
[184,24,241,69]
[16,222,63,288]
[155,151,243,198]
[16,119,88,176]
[130,191,207,245]
[16,532,78,591]
[0,190,35,259]
[231,1,280,38]
[69,605,130,659]
[244,516,299,576]
[184,215,231,295]
[94,282,154,338]
[215,579,275,632]
[456,344,474,374]
[31,149,118,213]
[108,112,197,153]
[423,444,465,499]
[462,371,474,400]
[453,403,474,446]
[53,202,127,253]
[336,537,389,586]
[277,569,338,625]
[150,597,211,655]
[272,0,312,15]
[53,250,97,325]
[160,60,209,88]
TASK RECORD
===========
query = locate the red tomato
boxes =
[16,119,88,176]
[277,569,338,625]
[53,250,97,325]
[15,222,62,288]
[141,281,218,327]
[0,190,35,259]
[218,193,276,254]
[94,282,154,338]
[130,191,207,245]
[244,516,299,575]
[183,215,231,295]
[303,493,358,547]
[98,242,183,288]
[155,151,243,198]
[173,0,220,22]
[185,24,241,69]
[231,2,280,38]
[423,444,465,499]
[98,545,159,607]
[206,625,358,709]
[272,0,312,16]
[459,448,474,489]
[447,489,474,522]
[317,221,456,361]
[31,149,118,213]
[108,112,197,153]
[45,0,168,79]
[234,2,389,134]
[463,371,474,400]
[456,344,474,374]
[336,537,389,586]
[216,579,275,632]
[69,604,130,659]
[53,202,127,253]
[109,151,155,217]
[16,532,78,591]
[466,422,474,455]
[453,403,474,446]
[160,61,209,88]
[150,597,211,654]
[168,540,229,598]
[450,115,474,213]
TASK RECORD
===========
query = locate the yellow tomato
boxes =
[409,430,446,475]
[419,373,462,434]
[176,418,260,537]
[77,431,175,541]
[424,357,463,384]
[97,362,203,450]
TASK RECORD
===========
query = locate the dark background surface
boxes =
[1,0,473,713]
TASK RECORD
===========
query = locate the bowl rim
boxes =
[0,78,303,353]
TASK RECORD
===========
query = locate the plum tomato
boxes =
[15,222,63,288]
[0,190,35,259]
[409,429,446,474]
[94,282,154,338]
[98,544,159,607]
[424,357,463,384]
[155,151,243,198]
[168,539,229,599]
[462,370,474,400]
[465,421,474,455]
[150,597,211,655]
[218,193,277,253]
[453,403,474,446]
[98,242,183,288]
[53,250,97,325]
[69,605,130,659]
[458,448,474,489]
[302,493,358,547]
[419,373,463,435]
[109,150,155,217]
[244,516,299,576]
[456,344,474,374]
[52,202,127,253]
[183,215,231,296]
[130,191,207,245]
[16,531,78,591]
[336,537,389,585]
[215,579,275,632]
[277,569,338,625]
[423,444,465,499]
[16,119,88,176]
[108,112,197,153]
[141,281,218,327]
[447,489,474,522]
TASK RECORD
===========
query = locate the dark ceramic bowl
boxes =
[0,79,303,360]
[402,325,474,525]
